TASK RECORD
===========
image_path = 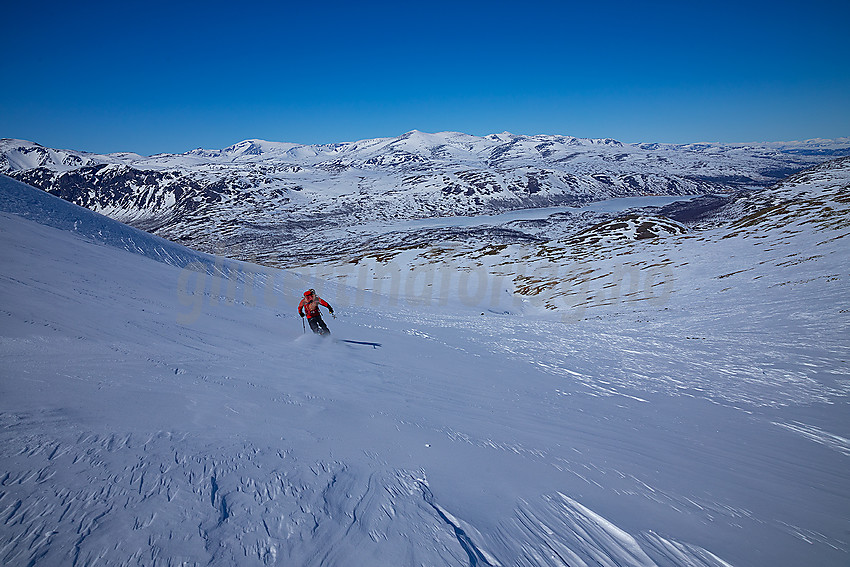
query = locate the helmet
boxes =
[304,289,315,297]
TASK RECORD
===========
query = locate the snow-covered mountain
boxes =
[2,133,848,264]
[1,152,848,566]
[291,155,850,320]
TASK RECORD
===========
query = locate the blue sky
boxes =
[2,0,848,155]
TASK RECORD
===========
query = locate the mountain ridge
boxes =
[2,132,849,265]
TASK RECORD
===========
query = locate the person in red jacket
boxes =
[298,289,334,335]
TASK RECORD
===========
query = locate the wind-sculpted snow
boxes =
[0,423,739,567]
[1,160,849,566]
[0,426,482,566]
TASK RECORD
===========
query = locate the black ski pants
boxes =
[307,314,330,335]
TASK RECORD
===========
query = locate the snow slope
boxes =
[1,172,849,566]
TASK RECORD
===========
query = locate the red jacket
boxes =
[298,295,332,319]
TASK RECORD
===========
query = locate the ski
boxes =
[338,339,382,348]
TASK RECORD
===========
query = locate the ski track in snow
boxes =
[1,172,849,566]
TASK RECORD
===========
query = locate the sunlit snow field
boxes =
[1,173,848,566]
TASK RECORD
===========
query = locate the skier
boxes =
[298,289,334,335]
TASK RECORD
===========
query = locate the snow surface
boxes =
[1,172,849,566]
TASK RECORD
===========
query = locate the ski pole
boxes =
[302,316,306,334]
